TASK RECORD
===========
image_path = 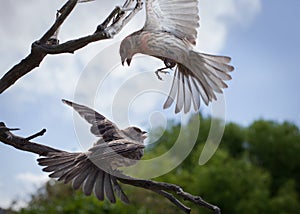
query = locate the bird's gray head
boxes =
[123,126,147,142]
[119,36,137,66]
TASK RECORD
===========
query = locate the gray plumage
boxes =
[120,0,234,113]
[37,99,146,203]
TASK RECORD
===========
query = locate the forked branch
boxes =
[0,122,220,214]
[0,0,143,94]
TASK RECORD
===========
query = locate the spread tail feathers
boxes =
[164,51,234,113]
[37,152,129,203]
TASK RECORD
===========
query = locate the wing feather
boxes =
[144,0,199,45]
[62,99,122,142]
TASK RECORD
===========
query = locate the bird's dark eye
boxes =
[133,127,141,132]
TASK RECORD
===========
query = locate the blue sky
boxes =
[225,1,300,126]
[0,0,299,209]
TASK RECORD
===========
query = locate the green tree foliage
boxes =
[247,120,300,194]
[15,115,300,213]
[220,122,246,157]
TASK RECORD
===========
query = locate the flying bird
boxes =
[120,0,234,113]
[37,99,146,203]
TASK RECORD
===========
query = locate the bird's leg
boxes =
[155,58,177,80]
[155,67,170,81]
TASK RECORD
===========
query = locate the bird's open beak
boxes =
[142,131,147,139]
[126,58,131,66]
[121,58,132,66]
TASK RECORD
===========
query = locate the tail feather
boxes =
[203,56,234,73]
[58,161,88,183]
[204,63,232,81]
[163,69,179,110]
[164,64,209,113]
[163,51,234,113]
[59,165,83,183]
[189,62,215,103]
[38,152,78,166]
[49,158,88,180]
[112,177,130,204]
[186,74,198,112]
[192,75,214,104]
[175,69,185,113]
[182,72,192,113]
[37,152,128,203]
[42,158,75,172]
[189,76,201,111]
[201,53,232,64]
[204,73,227,93]
[83,168,98,196]
[72,162,92,190]
[104,173,116,203]
[94,170,105,200]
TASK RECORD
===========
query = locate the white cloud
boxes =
[0,0,263,146]
[0,0,261,101]
[0,0,263,169]
[197,0,261,52]
[0,0,262,129]
[0,173,48,209]
[15,172,49,186]
[0,0,262,208]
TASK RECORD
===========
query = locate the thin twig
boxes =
[0,122,62,156]
[0,0,142,94]
[39,0,77,44]
[118,178,220,213]
[25,129,47,141]
[154,189,191,214]
[0,0,77,94]
[0,122,220,213]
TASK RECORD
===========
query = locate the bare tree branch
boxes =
[0,0,143,94]
[39,0,78,44]
[118,177,221,214]
[0,1,220,212]
[153,189,191,213]
[0,123,62,156]
[0,122,220,213]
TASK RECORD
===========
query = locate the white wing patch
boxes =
[144,0,199,45]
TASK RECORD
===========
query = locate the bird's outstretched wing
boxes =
[143,0,199,45]
[88,139,144,160]
[62,99,122,141]
[38,152,130,204]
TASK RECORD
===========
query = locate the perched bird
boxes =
[120,0,234,113]
[37,99,146,203]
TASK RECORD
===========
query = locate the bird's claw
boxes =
[155,68,170,81]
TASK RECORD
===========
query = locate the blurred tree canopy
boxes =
[7,114,300,214]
